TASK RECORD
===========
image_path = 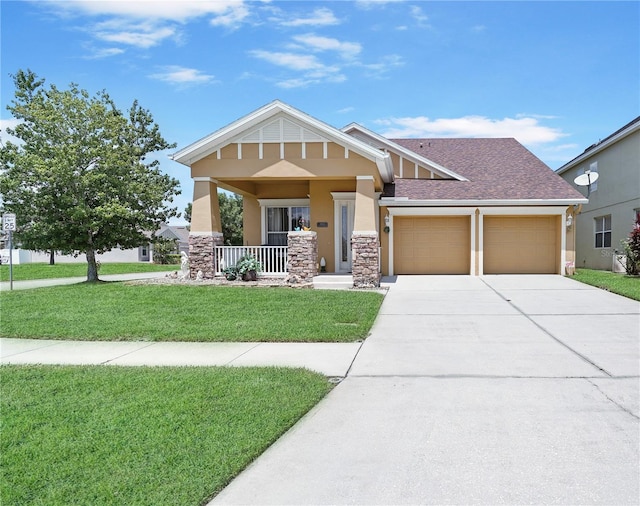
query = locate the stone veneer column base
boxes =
[189,234,223,280]
[352,232,380,288]
[286,231,317,288]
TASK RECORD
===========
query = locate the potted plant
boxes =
[223,266,238,281]
[235,254,262,281]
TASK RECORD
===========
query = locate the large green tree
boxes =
[184,192,243,246]
[0,70,180,281]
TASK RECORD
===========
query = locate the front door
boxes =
[336,201,355,272]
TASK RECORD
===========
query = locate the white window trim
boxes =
[594,215,612,249]
[258,198,310,244]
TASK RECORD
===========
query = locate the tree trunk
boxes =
[49,250,55,265]
[86,247,99,282]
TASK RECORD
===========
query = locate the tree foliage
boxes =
[184,192,243,246]
[0,70,180,281]
[623,216,640,275]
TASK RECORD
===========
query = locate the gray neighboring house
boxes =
[6,224,190,264]
[557,117,640,271]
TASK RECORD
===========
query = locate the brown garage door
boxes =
[394,216,470,274]
[484,216,558,274]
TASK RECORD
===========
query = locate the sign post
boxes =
[3,213,17,290]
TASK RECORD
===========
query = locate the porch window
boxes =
[266,206,310,245]
[595,215,611,248]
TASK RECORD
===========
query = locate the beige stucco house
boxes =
[557,116,640,272]
[172,101,586,287]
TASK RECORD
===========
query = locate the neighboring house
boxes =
[2,224,188,264]
[557,117,640,272]
[171,100,586,286]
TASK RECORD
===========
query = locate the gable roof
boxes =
[171,100,395,183]
[556,116,640,174]
[384,138,587,204]
[341,123,468,181]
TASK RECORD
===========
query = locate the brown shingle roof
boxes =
[389,138,585,201]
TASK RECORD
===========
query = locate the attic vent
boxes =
[237,118,329,144]
[283,119,302,141]
[263,121,281,142]
[242,130,261,142]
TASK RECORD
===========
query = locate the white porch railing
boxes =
[215,245,288,276]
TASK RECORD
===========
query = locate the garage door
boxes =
[394,216,470,274]
[484,216,558,274]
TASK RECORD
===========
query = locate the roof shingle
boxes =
[389,138,585,201]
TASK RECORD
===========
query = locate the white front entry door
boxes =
[336,200,355,272]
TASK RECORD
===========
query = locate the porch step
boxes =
[313,274,353,290]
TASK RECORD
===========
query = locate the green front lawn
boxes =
[0,283,383,342]
[1,365,332,506]
[573,268,640,301]
[0,262,178,281]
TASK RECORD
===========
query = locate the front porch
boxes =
[188,232,380,288]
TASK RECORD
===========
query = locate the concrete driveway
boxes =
[212,275,640,505]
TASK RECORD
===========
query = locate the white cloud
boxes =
[249,50,327,71]
[291,34,361,59]
[278,7,340,27]
[82,47,126,59]
[355,0,405,10]
[359,54,405,75]
[377,115,568,145]
[149,66,216,85]
[409,5,430,28]
[42,0,249,24]
[93,21,177,48]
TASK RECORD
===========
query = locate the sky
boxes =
[1,0,638,224]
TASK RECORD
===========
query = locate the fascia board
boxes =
[379,198,588,207]
[342,123,468,182]
[556,119,640,174]
[171,101,393,182]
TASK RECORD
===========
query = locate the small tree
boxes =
[0,70,180,281]
[152,237,179,265]
[184,192,243,245]
[622,216,640,275]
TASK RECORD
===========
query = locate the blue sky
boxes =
[1,0,638,223]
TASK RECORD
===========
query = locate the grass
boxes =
[0,283,383,342]
[0,262,178,281]
[573,268,640,301]
[1,364,332,506]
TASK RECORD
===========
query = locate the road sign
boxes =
[3,213,16,231]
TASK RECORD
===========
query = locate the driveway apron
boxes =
[212,275,639,505]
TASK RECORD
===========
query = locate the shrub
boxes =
[622,216,640,275]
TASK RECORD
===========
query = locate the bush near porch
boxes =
[0,283,384,342]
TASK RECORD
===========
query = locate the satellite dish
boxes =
[574,171,599,187]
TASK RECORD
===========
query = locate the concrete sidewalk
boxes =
[0,271,170,291]
[212,275,640,505]
[0,339,361,377]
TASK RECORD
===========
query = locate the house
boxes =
[171,100,586,287]
[557,117,640,272]
[2,224,189,264]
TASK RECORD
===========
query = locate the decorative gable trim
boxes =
[171,100,394,183]
[342,123,468,181]
[240,117,326,144]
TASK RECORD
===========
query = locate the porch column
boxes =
[352,176,380,288]
[286,231,317,287]
[189,178,223,279]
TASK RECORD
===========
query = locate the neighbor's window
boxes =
[594,215,611,248]
[266,206,310,245]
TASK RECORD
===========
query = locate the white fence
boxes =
[216,245,288,276]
